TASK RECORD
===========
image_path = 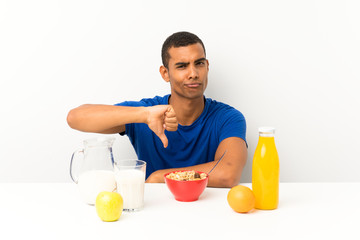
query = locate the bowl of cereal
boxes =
[164,170,208,202]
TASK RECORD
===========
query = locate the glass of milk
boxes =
[114,160,146,211]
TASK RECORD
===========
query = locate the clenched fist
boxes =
[146,105,178,148]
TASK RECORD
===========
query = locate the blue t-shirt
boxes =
[115,95,246,179]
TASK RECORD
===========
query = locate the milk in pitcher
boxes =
[77,170,116,205]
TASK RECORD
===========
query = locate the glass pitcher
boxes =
[70,137,117,205]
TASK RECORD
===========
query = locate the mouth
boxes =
[185,83,201,88]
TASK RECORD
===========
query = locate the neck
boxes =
[169,95,205,126]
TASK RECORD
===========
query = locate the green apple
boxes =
[96,191,123,222]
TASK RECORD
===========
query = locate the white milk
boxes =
[114,169,145,210]
[77,170,116,205]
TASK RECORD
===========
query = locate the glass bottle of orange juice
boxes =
[252,127,279,210]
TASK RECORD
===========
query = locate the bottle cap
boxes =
[259,127,275,136]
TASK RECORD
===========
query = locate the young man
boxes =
[67,31,247,187]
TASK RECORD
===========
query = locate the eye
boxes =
[196,61,205,66]
[177,65,186,69]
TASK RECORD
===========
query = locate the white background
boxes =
[1,0,359,183]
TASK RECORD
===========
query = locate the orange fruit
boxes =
[227,185,255,213]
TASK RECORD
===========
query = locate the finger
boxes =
[166,106,176,115]
[167,106,175,113]
[164,117,178,124]
[165,125,178,131]
[164,119,178,128]
[165,124,178,131]
[165,121,177,127]
[165,112,177,121]
[158,132,168,148]
[165,112,176,118]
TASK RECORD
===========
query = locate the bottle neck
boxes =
[259,132,274,137]
[259,135,275,144]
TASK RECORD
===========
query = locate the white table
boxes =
[1,183,359,240]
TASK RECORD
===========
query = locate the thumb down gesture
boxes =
[146,105,178,148]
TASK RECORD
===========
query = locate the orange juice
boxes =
[252,127,279,210]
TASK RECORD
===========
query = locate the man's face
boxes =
[163,43,209,100]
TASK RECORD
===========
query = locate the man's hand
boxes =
[145,170,165,183]
[146,105,178,148]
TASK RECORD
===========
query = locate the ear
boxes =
[206,59,209,71]
[159,65,170,83]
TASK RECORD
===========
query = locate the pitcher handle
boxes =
[70,149,84,184]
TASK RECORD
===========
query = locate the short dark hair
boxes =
[161,31,206,68]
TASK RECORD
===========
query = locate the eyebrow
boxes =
[175,57,207,66]
[195,57,207,63]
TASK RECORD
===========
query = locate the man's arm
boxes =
[146,137,247,187]
[66,104,178,148]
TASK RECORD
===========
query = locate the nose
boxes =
[188,64,198,79]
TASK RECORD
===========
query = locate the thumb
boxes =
[158,132,168,148]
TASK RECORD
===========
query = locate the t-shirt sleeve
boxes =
[114,101,145,107]
[218,108,247,146]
